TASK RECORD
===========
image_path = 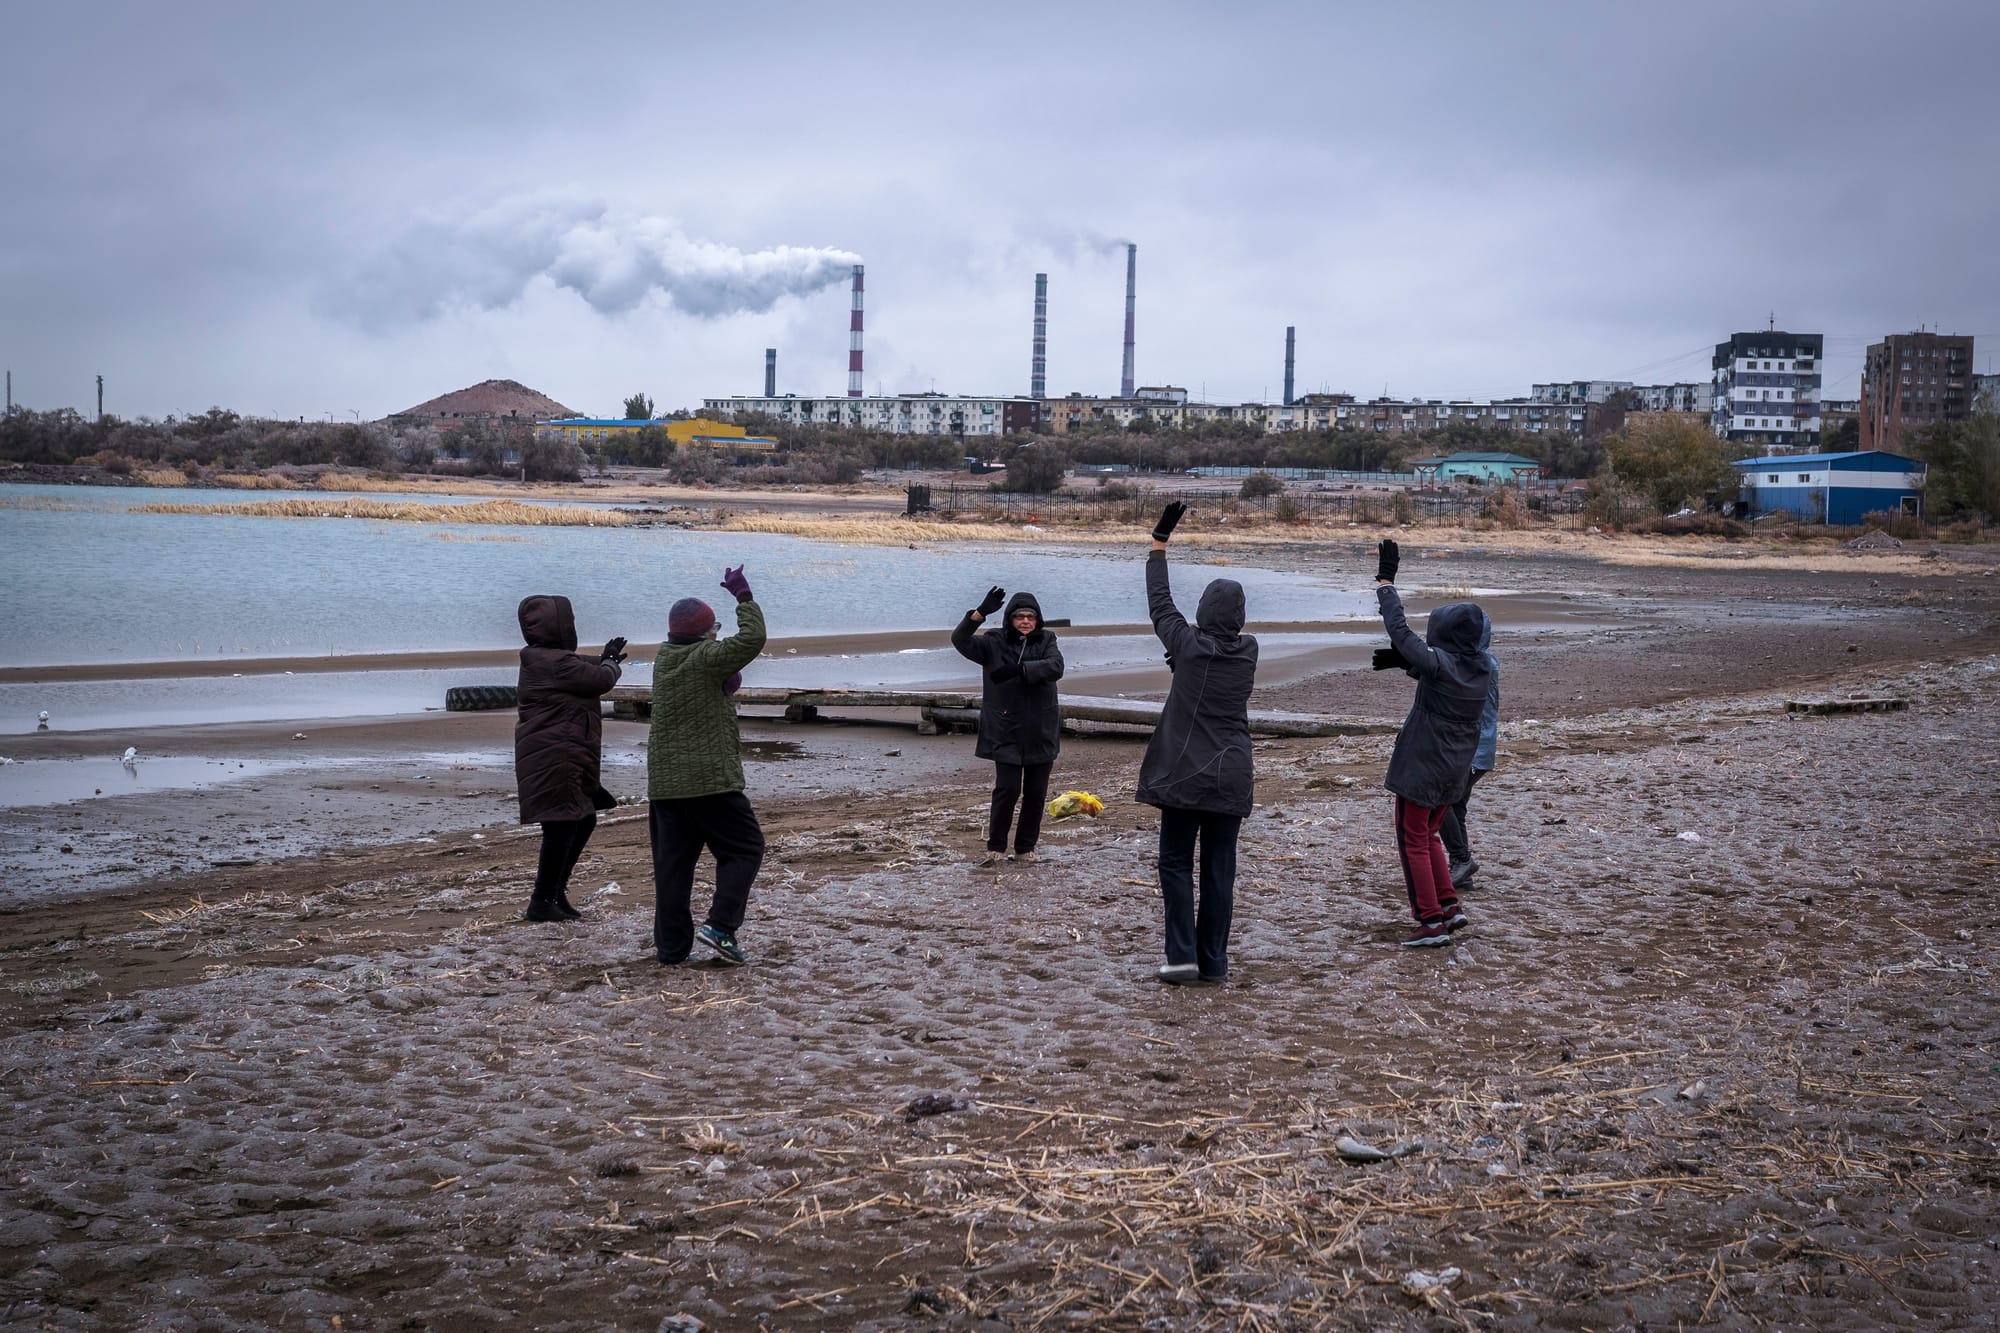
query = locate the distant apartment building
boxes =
[1976,373,2000,410]
[1711,331,1823,449]
[702,393,1041,437]
[1531,380,1712,414]
[1859,331,1976,449]
[1631,382,1714,414]
[1821,398,1861,435]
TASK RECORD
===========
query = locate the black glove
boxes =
[1163,651,1176,674]
[990,663,1022,682]
[1375,538,1400,584]
[975,586,1006,617]
[599,636,628,664]
[1371,647,1404,671]
[1152,501,1187,542]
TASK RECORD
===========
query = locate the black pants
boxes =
[1157,807,1242,979]
[988,760,1053,854]
[1438,768,1487,865]
[533,814,597,902]
[650,793,764,963]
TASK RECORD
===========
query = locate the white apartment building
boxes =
[1711,331,1824,448]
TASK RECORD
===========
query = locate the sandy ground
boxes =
[2,546,1998,1330]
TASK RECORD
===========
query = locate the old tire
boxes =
[446,685,518,712]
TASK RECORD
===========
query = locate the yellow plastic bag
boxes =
[1045,790,1105,820]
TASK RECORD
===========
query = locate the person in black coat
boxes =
[514,595,626,923]
[1372,539,1492,947]
[952,587,1065,865]
[1137,503,1259,984]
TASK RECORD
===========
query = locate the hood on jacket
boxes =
[1476,610,1492,653]
[518,594,578,652]
[1195,579,1246,637]
[1426,602,1487,656]
[1002,590,1043,640]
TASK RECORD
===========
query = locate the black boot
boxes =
[524,894,568,923]
[555,890,584,921]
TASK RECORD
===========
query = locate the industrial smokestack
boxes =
[1031,273,1048,400]
[847,264,864,398]
[1283,326,1295,406]
[1120,244,1136,399]
[764,348,776,397]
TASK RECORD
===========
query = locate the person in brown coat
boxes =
[515,594,627,923]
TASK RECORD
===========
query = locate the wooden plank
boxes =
[604,684,1389,738]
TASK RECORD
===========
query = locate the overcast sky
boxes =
[4,1,1997,422]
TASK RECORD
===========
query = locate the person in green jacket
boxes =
[648,565,766,966]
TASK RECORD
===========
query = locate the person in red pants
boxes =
[1373,539,1492,947]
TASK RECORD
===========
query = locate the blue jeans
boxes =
[1158,807,1241,979]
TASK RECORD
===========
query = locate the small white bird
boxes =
[121,746,138,764]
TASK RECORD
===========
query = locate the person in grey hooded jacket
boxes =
[1137,502,1259,984]
[951,587,1066,863]
[1374,538,1492,947]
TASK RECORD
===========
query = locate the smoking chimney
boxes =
[764,348,776,397]
[1283,326,1295,405]
[1120,244,1136,399]
[1031,273,1048,400]
[847,264,864,398]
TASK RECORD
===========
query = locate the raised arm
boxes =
[1374,540,1441,678]
[545,652,622,698]
[951,586,1005,663]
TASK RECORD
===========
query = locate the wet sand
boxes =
[2,546,1998,1329]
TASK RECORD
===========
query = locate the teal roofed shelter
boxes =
[1409,451,1543,489]
[1729,450,1926,525]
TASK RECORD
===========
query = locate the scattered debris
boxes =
[1335,1135,1422,1163]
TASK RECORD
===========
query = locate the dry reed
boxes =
[132,497,632,527]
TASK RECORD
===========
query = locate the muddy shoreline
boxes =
[2,546,1997,1330]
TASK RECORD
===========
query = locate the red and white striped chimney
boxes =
[847,264,864,398]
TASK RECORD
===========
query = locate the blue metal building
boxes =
[1730,450,1927,524]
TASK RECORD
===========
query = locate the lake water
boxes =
[1,484,1458,732]
[0,484,1379,666]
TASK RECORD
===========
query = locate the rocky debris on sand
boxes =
[904,1092,965,1119]
[1335,1135,1422,1163]
[1848,530,1904,550]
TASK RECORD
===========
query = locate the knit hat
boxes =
[668,597,715,638]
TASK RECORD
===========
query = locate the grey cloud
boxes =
[321,193,861,332]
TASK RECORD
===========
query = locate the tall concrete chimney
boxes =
[1031,273,1048,400]
[1119,243,1136,399]
[847,264,864,398]
[764,348,776,397]
[1283,326,1295,405]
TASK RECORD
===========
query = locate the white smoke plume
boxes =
[323,192,861,330]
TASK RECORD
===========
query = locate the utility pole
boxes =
[5,369,11,414]
[96,374,104,422]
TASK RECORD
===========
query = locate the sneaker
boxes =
[1157,962,1201,985]
[1010,850,1038,864]
[978,851,1004,868]
[1450,858,1479,889]
[1439,903,1470,933]
[1401,920,1452,948]
[694,923,746,966]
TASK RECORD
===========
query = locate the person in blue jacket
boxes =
[1439,614,1499,888]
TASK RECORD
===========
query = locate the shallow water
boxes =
[0,484,1379,668]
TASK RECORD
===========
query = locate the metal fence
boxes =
[916,483,1567,525]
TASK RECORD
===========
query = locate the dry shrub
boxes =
[1482,487,1530,529]
[1860,509,1932,541]
[76,450,133,475]
[1630,513,1751,538]
[135,468,188,487]
[133,497,630,527]
[1935,517,1989,543]
[213,472,297,490]
[1391,490,1414,525]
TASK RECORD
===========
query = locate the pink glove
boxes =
[723,671,742,696]
[720,565,752,602]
